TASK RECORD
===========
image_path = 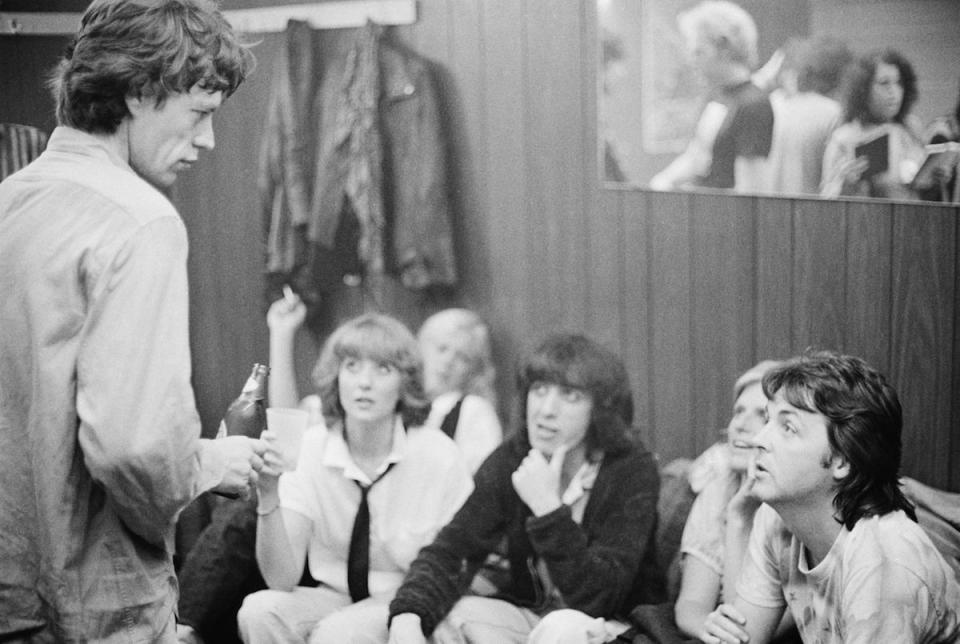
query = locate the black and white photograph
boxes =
[1,1,958,642]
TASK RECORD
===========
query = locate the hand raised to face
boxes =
[511,442,569,517]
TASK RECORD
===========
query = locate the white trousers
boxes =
[237,585,389,644]
[430,596,542,644]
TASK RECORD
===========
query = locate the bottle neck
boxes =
[243,363,270,399]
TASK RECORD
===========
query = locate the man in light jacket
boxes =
[0,1,266,639]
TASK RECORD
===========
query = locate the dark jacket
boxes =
[177,496,261,644]
[261,22,456,324]
[388,436,663,636]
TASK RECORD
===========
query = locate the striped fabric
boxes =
[1,123,49,181]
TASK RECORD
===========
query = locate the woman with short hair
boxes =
[238,313,474,643]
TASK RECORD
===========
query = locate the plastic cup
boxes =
[265,407,309,471]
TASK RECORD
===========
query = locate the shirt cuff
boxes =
[195,438,229,494]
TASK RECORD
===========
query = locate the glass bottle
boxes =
[217,363,269,440]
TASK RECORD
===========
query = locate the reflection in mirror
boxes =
[597,0,960,204]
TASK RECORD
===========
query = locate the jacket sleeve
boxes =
[259,21,314,278]
[525,448,661,617]
[389,444,516,635]
[389,55,457,289]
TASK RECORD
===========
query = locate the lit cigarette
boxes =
[282,284,296,306]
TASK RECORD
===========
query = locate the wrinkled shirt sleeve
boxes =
[841,560,952,643]
[736,504,788,609]
[76,216,223,549]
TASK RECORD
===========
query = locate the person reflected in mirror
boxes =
[763,36,853,196]
[600,28,630,183]
[0,1,266,640]
[701,351,960,644]
[915,76,960,203]
[237,312,474,643]
[387,333,662,644]
[649,0,774,194]
[820,49,926,199]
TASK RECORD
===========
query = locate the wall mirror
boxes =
[597,0,960,203]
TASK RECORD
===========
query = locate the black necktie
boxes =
[347,463,394,601]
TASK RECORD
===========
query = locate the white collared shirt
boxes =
[279,417,474,597]
[562,453,603,523]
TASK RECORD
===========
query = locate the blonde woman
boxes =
[239,313,474,642]
[418,308,502,472]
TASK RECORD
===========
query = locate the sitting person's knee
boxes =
[237,589,281,626]
[307,604,387,644]
[529,609,606,644]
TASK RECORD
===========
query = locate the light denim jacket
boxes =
[0,127,227,641]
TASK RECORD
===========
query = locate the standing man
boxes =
[702,351,960,644]
[649,0,773,193]
[0,1,266,640]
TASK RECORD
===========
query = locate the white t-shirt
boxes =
[764,91,842,195]
[738,504,960,643]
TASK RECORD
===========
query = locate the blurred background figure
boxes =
[763,36,853,195]
[821,48,926,199]
[649,0,773,193]
[418,308,502,473]
[915,76,960,203]
[600,27,630,183]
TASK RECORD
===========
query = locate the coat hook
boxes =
[3,17,22,34]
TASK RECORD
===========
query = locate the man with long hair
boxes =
[0,1,265,639]
[701,351,960,644]
[388,333,662,642]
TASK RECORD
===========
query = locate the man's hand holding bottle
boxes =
[210,435,269,499]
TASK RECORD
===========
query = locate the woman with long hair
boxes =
[821,49,926,199]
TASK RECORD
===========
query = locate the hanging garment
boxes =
[1,123,48,180]
[260,21,457,331]
[260,20,317,270]
[260,20,324,317]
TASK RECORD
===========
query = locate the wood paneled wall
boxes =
[606,191,959,491]
[1,0,958,491]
